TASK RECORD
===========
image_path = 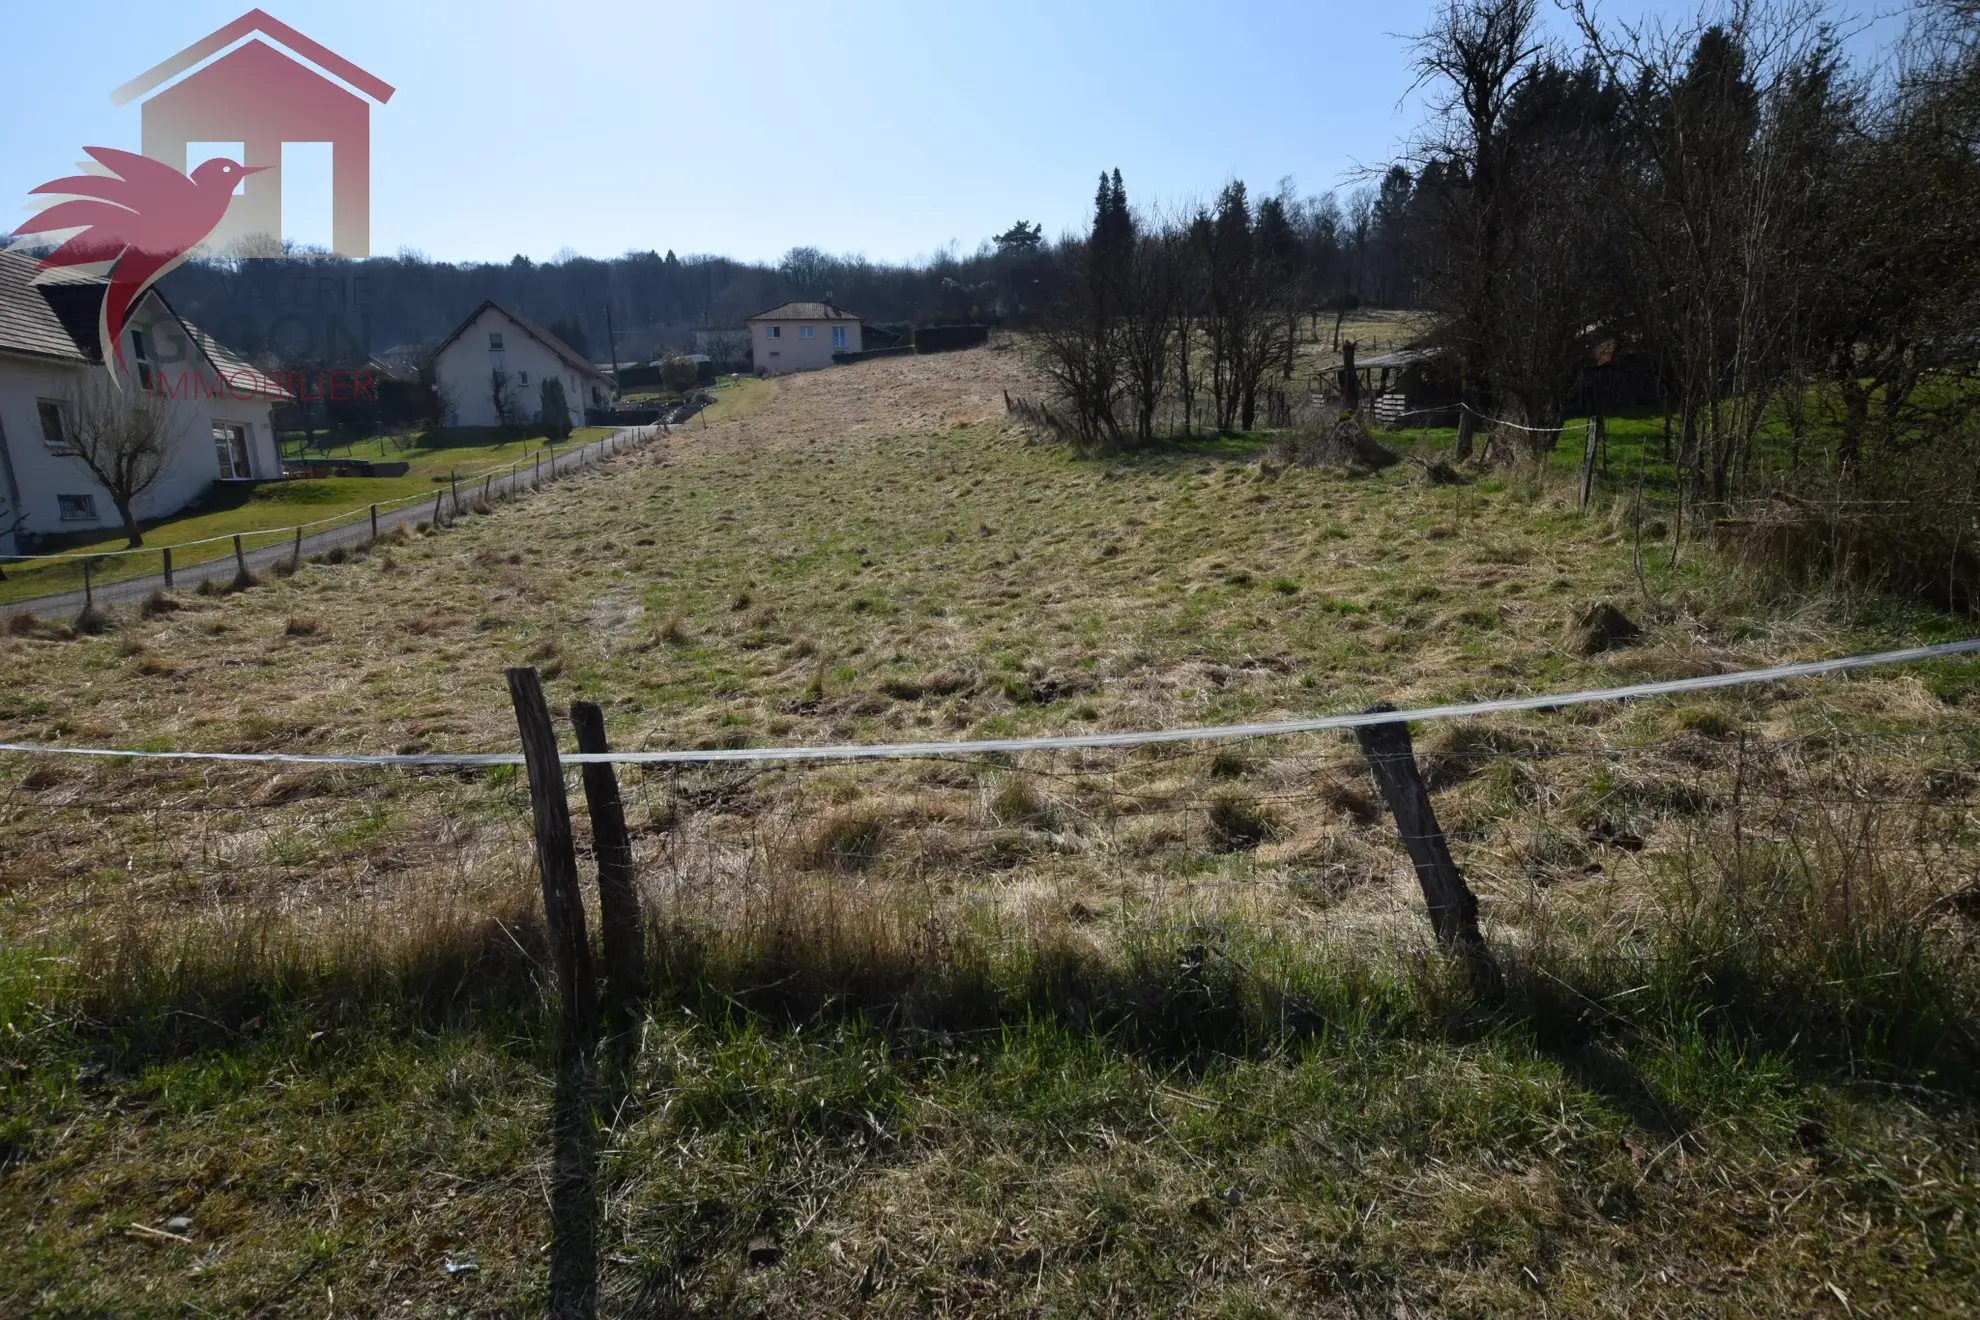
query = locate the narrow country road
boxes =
[0,423,665,620]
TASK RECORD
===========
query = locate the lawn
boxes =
[0,426,616,604]
[1,348,1975,1315]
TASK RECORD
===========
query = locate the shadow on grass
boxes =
[14,874,1977,1126]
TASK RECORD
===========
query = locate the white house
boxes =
[431,302,612,429]
[745,301,862,373]
[0,250,286,557]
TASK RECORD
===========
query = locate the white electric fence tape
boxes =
[2,638,1975,768]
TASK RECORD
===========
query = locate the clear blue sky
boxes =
[1,1,1901,267]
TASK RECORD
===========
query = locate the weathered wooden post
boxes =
[535,452,543,487]
[507,667,599,1040]
[1354,704,1500,996]
[1578,415,1604,511]
[451,472,461,519]
[80,559,93,614]
[569,701,648,1016]
[291,525,303,571]
[232,534,248,581]
[431,490,443,529]
[369,503,379,544]
[161,547,173,589]
[483,472,492,503]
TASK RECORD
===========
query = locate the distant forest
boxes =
[151,182,1418,370]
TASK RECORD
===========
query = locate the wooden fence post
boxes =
[369,504,379,544]
[232,534,247,581]
[161,547,173,589]
[507,667,599,1040]
[1354,704,1500,996]
[451,472,460,519]
[569,701,648,1016]
[535,452,542,487]
[1578,416,1603,511]
[432,490,443,529]
[80,559,92,614]
[483,472,492,503]
[291,525,303,571]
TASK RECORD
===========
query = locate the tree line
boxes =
[150,188,1409,382]
[1027,0,1980,514]
[1405,0,1980,502]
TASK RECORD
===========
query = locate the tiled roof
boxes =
[745,301,861,322]
[182,320,288,400]
[0,249,287,399]
[0,250,93,363]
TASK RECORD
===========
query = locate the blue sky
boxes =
[1,1,1902,267]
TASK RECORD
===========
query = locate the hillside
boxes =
[2,346,1977,1317]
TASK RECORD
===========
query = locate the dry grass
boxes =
[2,347,1978,1315]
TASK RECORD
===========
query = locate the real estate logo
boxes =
[9,8,393,377]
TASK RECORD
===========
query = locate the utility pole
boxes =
[602,302,619,400]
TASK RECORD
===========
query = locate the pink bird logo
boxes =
[10,146,264,377]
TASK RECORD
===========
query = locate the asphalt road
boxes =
[0,423,665,620]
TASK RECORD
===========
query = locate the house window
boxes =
[489,332,505,351]
[799,326,815,339]
[213,422,253,480]
[132,329,153,389]
[764,325,781,339]
[832,326,848,348]
[37,400,70,452]
[57,494,96,521]
[519,371,529,386]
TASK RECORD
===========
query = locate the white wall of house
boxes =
[749,318,860,373]
[0,298,279,554]
[434,307,604,429]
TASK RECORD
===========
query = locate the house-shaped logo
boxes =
[109,8,394,258]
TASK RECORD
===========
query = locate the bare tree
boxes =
[1574,1,1844,498]
[1119,226,1190,443]
[1200,182,1295,431]
[491,368,525,432]
[1028,171,1136,454]
[1408,0,1546,453]
[63,372,184,547]
[1030,239,1128,454]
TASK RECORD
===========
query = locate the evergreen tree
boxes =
[539,377,572,442]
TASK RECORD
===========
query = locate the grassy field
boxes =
[1,345,1976,1315]
[0,426,615,604]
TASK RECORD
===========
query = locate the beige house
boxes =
[745,301,861,373]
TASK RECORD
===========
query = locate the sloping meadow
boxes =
[2,349,1978,1314]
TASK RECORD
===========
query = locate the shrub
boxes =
[660,356,700,394]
